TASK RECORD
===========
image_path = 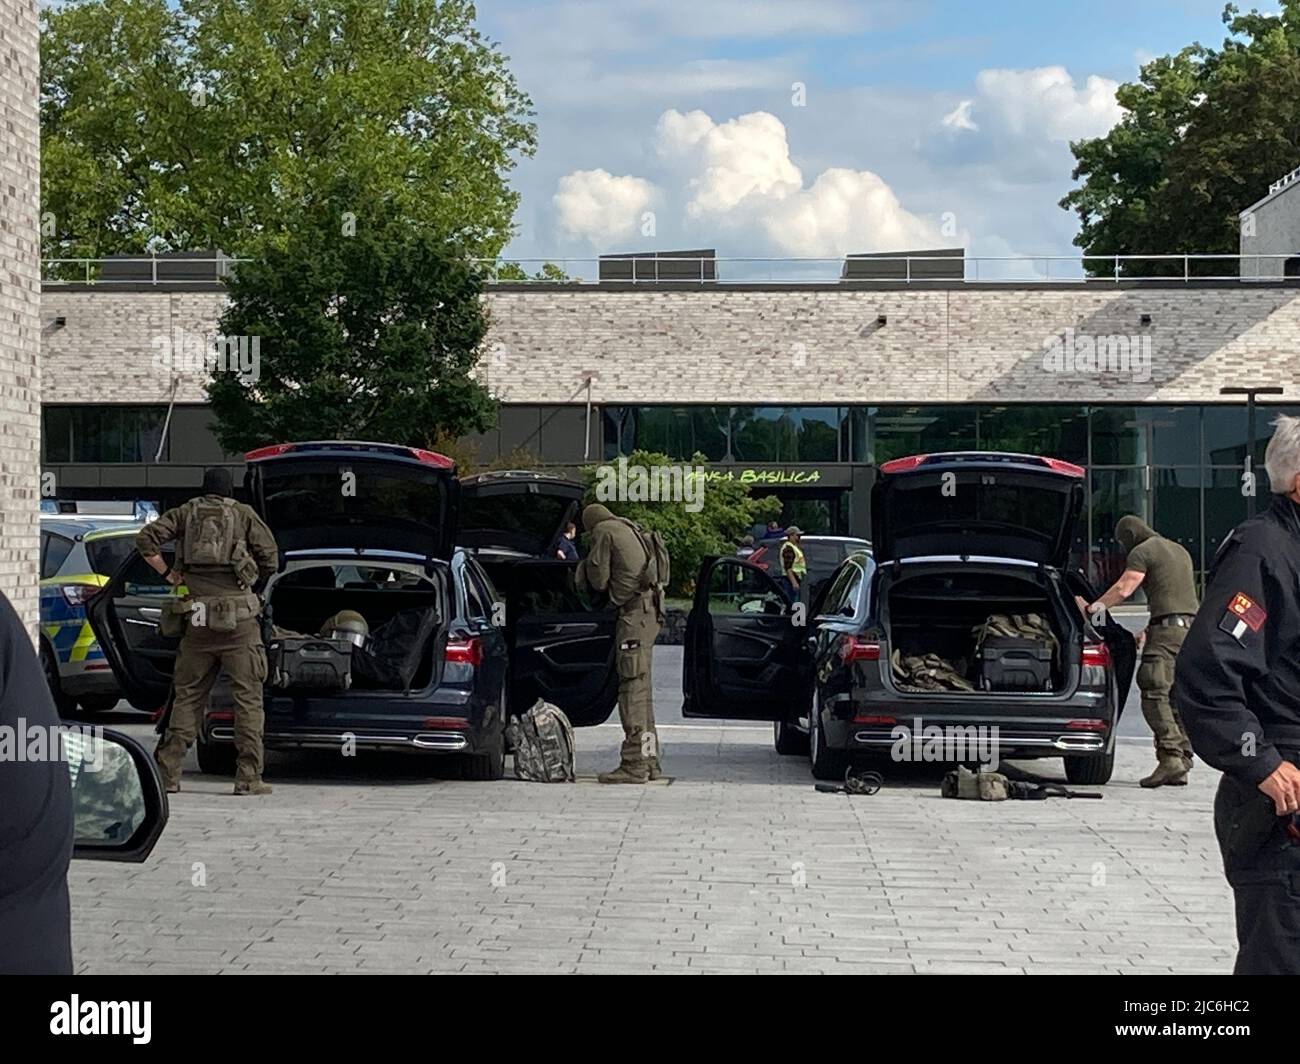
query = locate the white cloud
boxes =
[941,99,979,132]
[971,66,1122,143]
[552,169,659,246]
[654,109,942,257]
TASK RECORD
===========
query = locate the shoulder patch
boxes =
[1219,591,1267,642]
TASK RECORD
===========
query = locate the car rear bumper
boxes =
[822,692,1114,759]
[204,725,475,754]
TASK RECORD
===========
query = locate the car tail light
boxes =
[244,443,296,461]
[1042,457,1086,478]
[60,583,100,606]
[840,635,881,663]
[208,710,234,723]
[1065,719,1106,731]
[445,637,483,667]
[879,454,929,474]
[853,713,897,725]
[422,717,469,731]
[1081,643,1111,667]
[409,448,455,468]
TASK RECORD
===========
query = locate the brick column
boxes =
[0,0,41,633]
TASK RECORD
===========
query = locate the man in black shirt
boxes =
[0,590,73,974]
[1173,414,1300,974]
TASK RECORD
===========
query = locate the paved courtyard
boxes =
[68,718,1237,974]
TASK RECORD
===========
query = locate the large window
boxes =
[602,406,846,462]
[44,406,170,463]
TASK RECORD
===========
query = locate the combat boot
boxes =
[648,758,663,781]
[598,762,649,784]
[1140,755,1189,788]
[233,779,273,796]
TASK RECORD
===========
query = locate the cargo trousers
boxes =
[1214,758,1300,974]
[156,622,268,788]
[614,593,661,770]
[1138,624,1192,762]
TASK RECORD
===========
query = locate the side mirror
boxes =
[68,729,169,863]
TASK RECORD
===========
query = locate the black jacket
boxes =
[1173,494,1300,785]
[0,591,73,974]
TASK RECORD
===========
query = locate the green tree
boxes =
[1061,2,1300,276]
[206,195,495,452]
[41,0,535,261]
[580,451,780,595]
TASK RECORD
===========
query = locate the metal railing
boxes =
[40,252,1300,286]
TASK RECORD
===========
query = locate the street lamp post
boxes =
[1220,386,1285,516]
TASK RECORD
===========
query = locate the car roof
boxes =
[40,517,143,539]
[758,534,872,544]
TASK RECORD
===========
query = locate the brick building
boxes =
[38,260,1300,584]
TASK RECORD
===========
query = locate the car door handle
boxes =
[541,623,597,635]
[139,607,162,619]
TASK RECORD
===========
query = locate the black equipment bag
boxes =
[350,607,440,692]
[267,635,353,690]
[976,636,1053,692]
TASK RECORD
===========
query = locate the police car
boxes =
[40,514,152,714]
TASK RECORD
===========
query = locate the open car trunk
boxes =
[883,566,1078,695]
[266,567,446,692]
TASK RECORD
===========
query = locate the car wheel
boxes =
[774,715,809,756]
[40,642,78,715]
[77,694,120,713]
[808,698,849,781]
[1064,747,1114,786]
[197,737,237,776]
[462,726,506,781]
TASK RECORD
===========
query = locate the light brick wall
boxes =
[0,0,40,632]
[40,283,1300,408]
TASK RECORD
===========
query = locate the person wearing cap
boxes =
[778,526,806,603]
[136,467,278,796]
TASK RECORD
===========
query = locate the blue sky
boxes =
[476,0,1274,267]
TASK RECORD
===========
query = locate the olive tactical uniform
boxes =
[138,490,278,794]
[575,503,662,783]
[1115,515,1199,784]
[1173,494,1300,974]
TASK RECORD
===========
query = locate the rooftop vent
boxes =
[98,250,233,283]
[841,248,964,281]
[1270,167,1300,196]
[598,249,716,283]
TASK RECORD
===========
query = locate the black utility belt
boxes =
[1151,614,1195,628]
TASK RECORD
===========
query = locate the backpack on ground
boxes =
[182,497,241,569]
[506,699,576,782]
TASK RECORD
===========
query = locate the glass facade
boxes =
[601,403,1300,584]
[43,405,171,463]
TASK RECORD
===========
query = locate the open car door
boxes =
[682,556,808,720]
[477,557,618,726]
[1064,571,1138,720]
[85,546,181,713]
[460,471,616,728]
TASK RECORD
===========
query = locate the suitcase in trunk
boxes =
[976,636,1053,692]
[267,635,353,690]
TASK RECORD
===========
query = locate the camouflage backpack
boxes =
[615,517,671,595]
[182,496,240,569]
[506,699,576,783]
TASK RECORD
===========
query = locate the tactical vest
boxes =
[180,496,259,588]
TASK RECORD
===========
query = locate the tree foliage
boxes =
[41,0,535,261]
[1061,2,1300,275]
[207,194,495,452]
[580,451,780,595]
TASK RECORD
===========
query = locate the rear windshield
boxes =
[86,535,139,577]
[261,467,451,540]
[460,494,572,553]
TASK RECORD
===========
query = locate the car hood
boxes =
[871,452,1085,568]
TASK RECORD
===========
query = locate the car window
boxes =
[86,535,138,577]
[464,568,491,621]
[120,549,175,596]
[817,564,855,615]
[41,533,74,579]
[705,560,786,616]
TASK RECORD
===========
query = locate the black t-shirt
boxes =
[0,591,73,974]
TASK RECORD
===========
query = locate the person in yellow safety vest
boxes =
[778,526,806,603]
